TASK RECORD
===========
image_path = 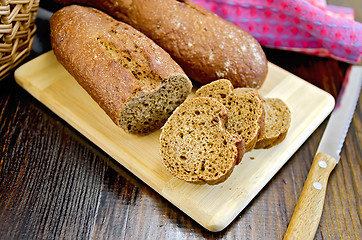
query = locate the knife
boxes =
[283,65,362,240]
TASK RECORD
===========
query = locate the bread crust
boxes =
[51,0,268,88]
[50,5,192,134]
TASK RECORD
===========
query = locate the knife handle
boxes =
[283,152,337,240]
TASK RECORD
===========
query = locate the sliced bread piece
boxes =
[160,97,245,185]
[195,79,265,152]
[255,98,291,149]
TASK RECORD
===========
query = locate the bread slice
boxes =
[255,98,291,149]
[195,79,265,152]
[50,5,192,135]
[160,97,245,185]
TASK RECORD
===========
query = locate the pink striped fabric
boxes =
[192,0,362,64]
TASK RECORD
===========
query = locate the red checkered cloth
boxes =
[192,0,362,64]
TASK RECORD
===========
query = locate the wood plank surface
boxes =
[0,47,360,240]
[13,51,334,231]
[0,0,361,238]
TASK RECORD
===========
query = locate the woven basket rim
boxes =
[0,0,39,80]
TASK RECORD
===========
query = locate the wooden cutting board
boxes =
[15,51,335,232]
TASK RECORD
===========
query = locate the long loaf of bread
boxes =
[50,5,192,134]
[50,0,268,88]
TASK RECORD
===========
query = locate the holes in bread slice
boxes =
[195,79,265,152]
[160,97,243,185]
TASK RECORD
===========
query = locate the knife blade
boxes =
[283,65,362,240]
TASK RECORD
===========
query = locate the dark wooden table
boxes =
[1,1,361,239]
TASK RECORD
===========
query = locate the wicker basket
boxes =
[0,0,39,81]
